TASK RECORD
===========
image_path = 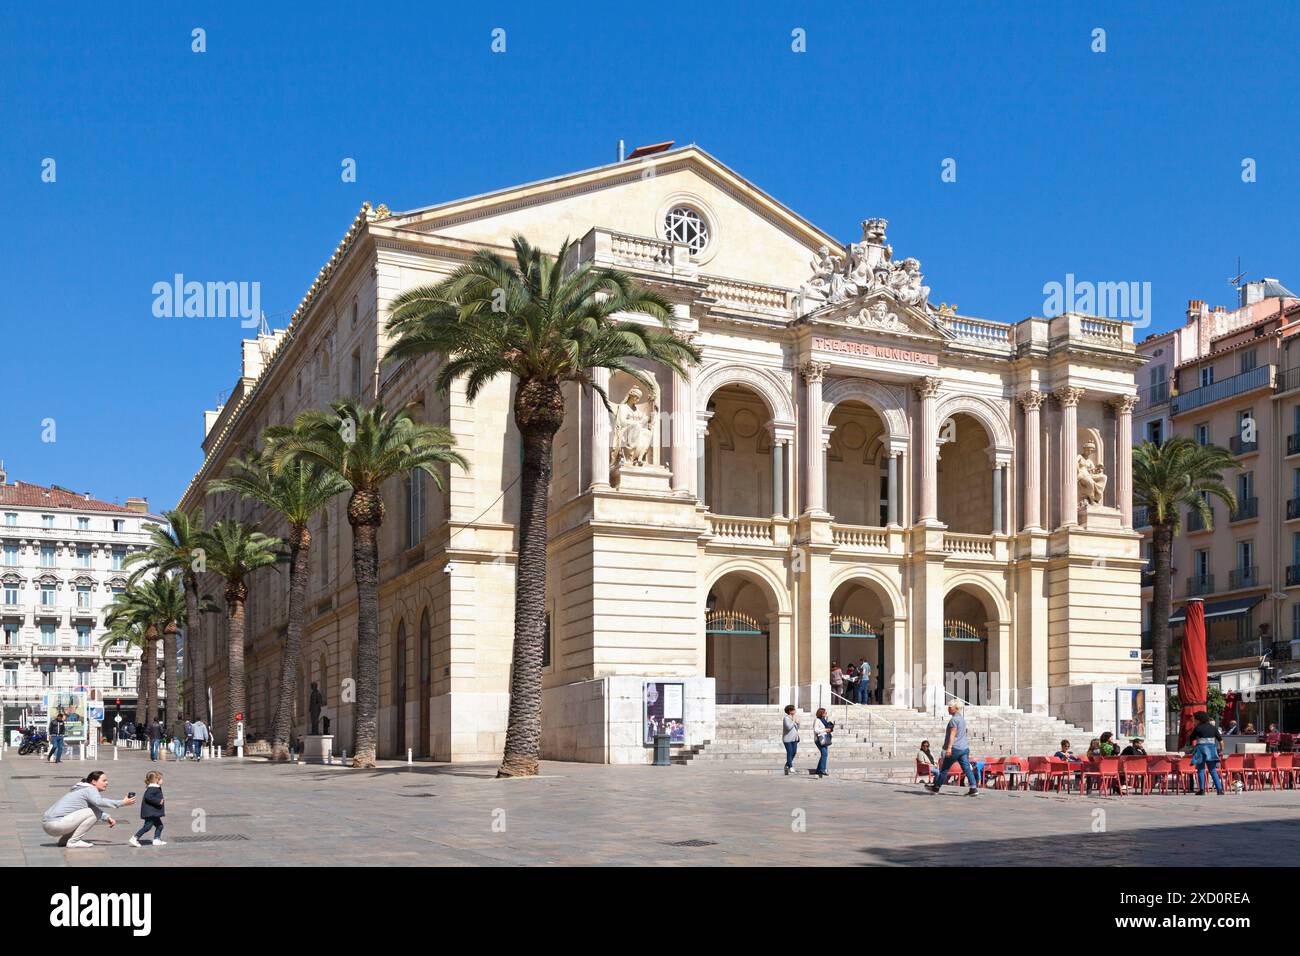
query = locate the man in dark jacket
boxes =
[47,711,67,764]
[147,718,163,762]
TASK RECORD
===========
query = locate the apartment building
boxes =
[0,462,154,739]
[1134,280,1300,710]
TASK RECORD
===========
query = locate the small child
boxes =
[128,771,166,847]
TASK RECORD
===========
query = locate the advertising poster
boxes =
[43,690,88,743]
[1116,687,1147,740]
[643,681,686,746]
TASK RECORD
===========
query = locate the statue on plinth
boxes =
[309,682,324,735]
[1077,440,1108,507]
[611,385,658,468]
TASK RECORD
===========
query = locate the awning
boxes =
[1169,596,1261,625]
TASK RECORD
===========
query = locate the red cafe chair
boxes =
[916,759,936,785]
[981,757,1005,789]
[1145,756,1174,794]
[1118,755,1146,794]
[1220,753,1246,791]
[1026,756,1052,791]
[1244,754,1273,791]
[1002,757,1029,791]
[1273,753,1296,788]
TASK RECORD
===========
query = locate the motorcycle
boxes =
[17,727,48,756]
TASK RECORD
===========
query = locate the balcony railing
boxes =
[1230,435,1259,455]
[1171,365,1273,416]
[1289,433,1300,456]
[1277,366,1300,395]
[1133,505,1150,528]
[1289,498,1300,520]
[1186,509,1211,532]
[1137,381,1170,410]
[1287,564,1300,587]
[1187,574,1215,596]
[1228,566,1259,590]
[1231,497,1259,522]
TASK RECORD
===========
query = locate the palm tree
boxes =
[1133,436,1239,686]
[384,234,699,776]
[267,399,465,768]
[126,510,209,722]
[197,519,284,744]
[104,576,185,725]
[207,447,348,760]
[100,613,147,729]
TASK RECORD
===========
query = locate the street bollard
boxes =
[407,748,412,766]
[79,744,85,761]
[113,746,118,761]
[652,733,671,767]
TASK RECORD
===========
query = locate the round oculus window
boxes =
[664,205,710,254]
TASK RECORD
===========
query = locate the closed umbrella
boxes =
[1177,598,1207,749]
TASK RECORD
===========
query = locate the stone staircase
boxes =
[673,704,1095,767]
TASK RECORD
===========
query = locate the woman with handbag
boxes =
[813,708,834,777]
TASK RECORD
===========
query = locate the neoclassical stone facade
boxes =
[181,146,1146,762]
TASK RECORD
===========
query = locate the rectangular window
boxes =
[406,470,425,549]
[77,547,91,568]
[40,663,54,687]
[3,662,16,686]
[112,664,126,688]
[76,624,91,647]
[40,585,56,607]
[351,350,363,397]
[2,543,16,565]
[1238,471,1254,501]
[3,513,15,527]
[76,586,91,610]
[1237,540,1253,571]
[2,623,17,646]
[1293,603,1300,643]
[40,546,56,567]
[112,519,125,533]
[40,623,56,645]
[1200,366,1215,388]
[1149,364,1165,387]
[1238,408,1254,437]
[1195,550,1208,577]
[1240,349,1258,374]
[2,582,16,605]
[76,666,91,686]
[111,549,124,570]
[41,514,54,529]
[76,516,89,530]
[1195,423,1209,446]
[1146,420,1164,445]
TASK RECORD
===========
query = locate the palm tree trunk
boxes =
[224,585,248,745]
[134,652,146,726]
[271,526,311,761]
[1151,522,1174,686]
[184,575,206,724]
[164,623,179,729]
[349,512,381,768]
[498,421,556,778]
[142,627,158,724]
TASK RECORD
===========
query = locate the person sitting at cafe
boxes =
[1223,719,1240,736]
[1120,737,1146,757]
[1243,723,1257,735]
[917,740,942,784]
[1054,739,1084,762]
[1086,738,1103,758]
[1099,731,1119,756]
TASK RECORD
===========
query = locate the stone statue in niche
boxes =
[1077,439,1108,507]
[611,384,659,468]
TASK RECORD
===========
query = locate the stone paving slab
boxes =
[2,747,1299,866]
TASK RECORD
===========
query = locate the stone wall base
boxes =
[542,676,716,764]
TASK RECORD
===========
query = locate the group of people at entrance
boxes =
[829,660,874,704]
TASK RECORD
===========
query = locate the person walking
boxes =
[184,719,194,760]
[147,716,162,762]
[41,770,136,848]
[856,658,873,704]
[128,770,166,847]
[781,705,800,775]
[47,710,67,764]
[1190,711,1225,795]
[926,701,979,796]
[190,716,209,760]
[830,662,845,703]
[812,708,834,777]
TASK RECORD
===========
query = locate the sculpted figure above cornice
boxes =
[800,218,932,311]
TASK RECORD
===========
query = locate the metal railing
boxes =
[1231,497,1259,522]
[1132,505,1150,528]
[1288,498,1300,521]
[1187,509,1211,532]
[1230,435,1259,455]
[1186,573,1215,596]
[1138,381,1170,408]
[1288,564,1300,587]
[1276,366,1300,395]
[1228,566,1259,589]
[1170,365,1272,416]
[1289,433,1300,456]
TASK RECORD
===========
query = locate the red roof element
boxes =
[0,481,142,514]
[626,141,675,159]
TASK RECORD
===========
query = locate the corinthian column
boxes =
[1055,386,1084,527]
[801,362,830,513]
[914,377,942,524]
[1111,394,1137,529]
[1017,391,1045,531]
[591,366,611,489]
[670,366,695,495]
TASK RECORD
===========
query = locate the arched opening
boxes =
[418,609,432,758]
[942,584,1002,705]
[703,384,779,518]
[392,620,407,757]
[827,400,889,526]
[829,578,891,704]
[937,414,994,533]
[705,570,780,704]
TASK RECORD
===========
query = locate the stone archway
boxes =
[942,576,1011,706]
[704,564,787,704]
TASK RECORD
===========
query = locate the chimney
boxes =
[0,459,6,484]
[1186,299,1204,323]
[617,139,625,162]
[124,497,148,514]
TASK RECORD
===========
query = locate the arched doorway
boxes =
[937,414,995,533]
[418,610,431,758]
[942,584,1003,705]
[829,577,892,704]
[705,570,781,704]
[392,620,407,756]
[827,400,889,526]
[702,384,782,517]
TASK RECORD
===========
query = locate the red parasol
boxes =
[1177,598,1207,748]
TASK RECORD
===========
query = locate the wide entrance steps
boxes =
[673,704,1094,767]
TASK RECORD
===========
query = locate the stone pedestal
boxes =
[1078,504,1122,532]
[610,462,673,493]
[301,735,334,764]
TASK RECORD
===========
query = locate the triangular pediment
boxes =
[805,290,953,342]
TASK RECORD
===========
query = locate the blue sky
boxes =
[3,1,1299,510]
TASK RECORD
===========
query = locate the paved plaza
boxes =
[3,747,1299,866]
